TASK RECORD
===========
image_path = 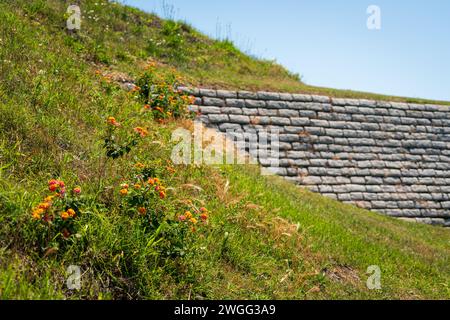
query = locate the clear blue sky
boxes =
[119,0,450,101]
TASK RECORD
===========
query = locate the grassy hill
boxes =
[0,0,449,300]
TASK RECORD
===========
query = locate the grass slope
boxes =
[0,0,449,300]
[18,0,447,105]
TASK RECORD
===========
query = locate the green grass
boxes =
[0,0,449,300]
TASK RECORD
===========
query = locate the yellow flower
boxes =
[185,211,192,219]
[61,211,69,220]
[67,208,76,218]
[134,183,142,189]
[32,208,44,220]
[190,218,198,224]
[120,189,128,196]
[44,196,54,202]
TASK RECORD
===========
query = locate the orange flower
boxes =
[148,178,155,185]
[190,218,198,224]
[138,207,147,215]
[134,183,142,190]
[200,213,208,221]
[120,188,128,196]
[133,127,148,138]
[185,211,193,219]
[135,163,145,169]
[38,202,51,210]
[32,208,44,220]
[155,107,164,113]
[107,116,121,127]
[48,180,64,192]
[67,208,76,218]
[44,195,54,203]
[121,183,129,189]
[73,187,81,194]
[159,191,166,199]
[61,211,69,220]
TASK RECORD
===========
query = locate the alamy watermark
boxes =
[67,5,81,31]
[66,265,81,290]
[367,5,381,30]
[366,265,382,290]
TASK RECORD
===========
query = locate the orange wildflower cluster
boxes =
[107,116,121,127]
[120,178,166,197]
[31,180,80,222]
[181,94,196,105]
[32,193,56,220]
[48,179,66,195]
[60,208,76,221]
[104,116,149,159]
[178,207,209,230]
[136,65,193,121]
[119,184,129,196]
[133,127,149,138]
[147,177,166,199]
[119,177,167,216]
